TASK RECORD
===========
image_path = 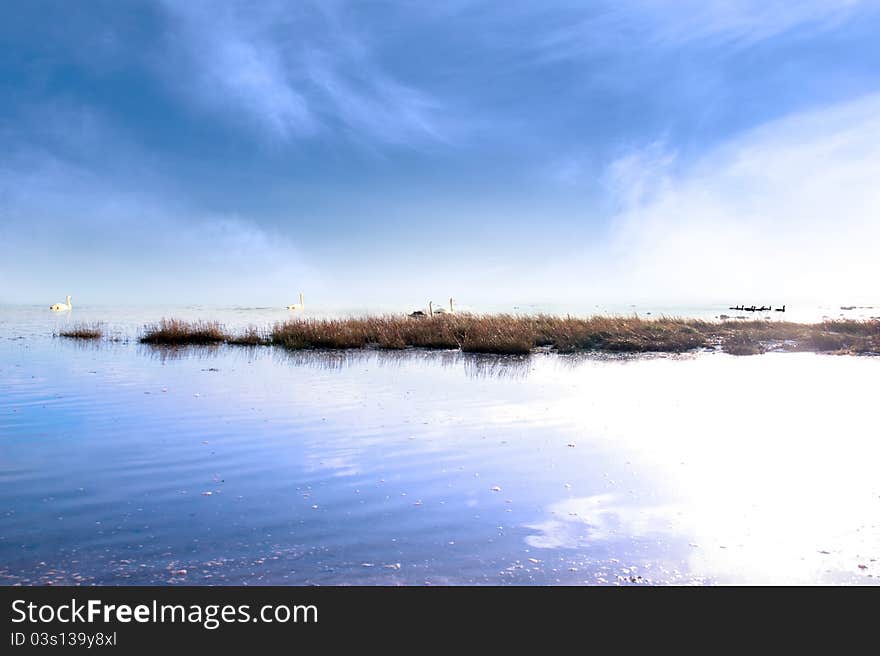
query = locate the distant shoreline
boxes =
[51,314,880,356]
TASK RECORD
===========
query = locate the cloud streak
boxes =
[550,92,880,303]
[527,0,870,62]
[3,2,879,307]
[159,0,448,146]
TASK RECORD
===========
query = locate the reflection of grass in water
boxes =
[462,353,531,380]
[550,350,698,372]
[271,347,532,379]
[131,315,880,356]
[272,345,452,372]
[138,343,225,363]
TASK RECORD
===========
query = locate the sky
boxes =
[1,0,879,307]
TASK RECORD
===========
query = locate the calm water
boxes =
[1,307,878,585]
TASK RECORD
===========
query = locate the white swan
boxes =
[432,298,455,315]
[287,292,305,311]
[50,295,72,311]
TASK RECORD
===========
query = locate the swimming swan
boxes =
[50,295,72,311]
[287,292,305,311]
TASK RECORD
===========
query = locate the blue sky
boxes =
[2,1,879,306]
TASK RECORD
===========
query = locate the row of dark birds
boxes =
[729,304,786,312]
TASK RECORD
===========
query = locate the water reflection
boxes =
[138,343,227,363]
[139,343,535,380]
[525,494,677,549]
[462,353,532,380]
[275,347,533,380]
[1,325,878,585]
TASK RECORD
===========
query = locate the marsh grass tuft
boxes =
[140,319,228,345]
[227,325,271,346]
[57,322,104,340]
[137,315,880,356]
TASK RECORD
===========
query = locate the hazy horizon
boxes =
[2,1,880,307]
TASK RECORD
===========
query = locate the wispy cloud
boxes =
[558,92,880,303]
[3,1,878,307]
[159,0,447,146]
[528,0,870,61]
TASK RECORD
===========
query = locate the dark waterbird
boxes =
[729,304,784,312]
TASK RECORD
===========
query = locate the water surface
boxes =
[1,307,878,585]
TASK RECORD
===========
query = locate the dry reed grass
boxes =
[140,319,228,345]
[227,325,271,346]
[57,322,104,339]
[138,314,880,356]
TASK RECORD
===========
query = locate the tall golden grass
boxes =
[138,314,880,356]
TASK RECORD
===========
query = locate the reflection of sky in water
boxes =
[0,311,878,585]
